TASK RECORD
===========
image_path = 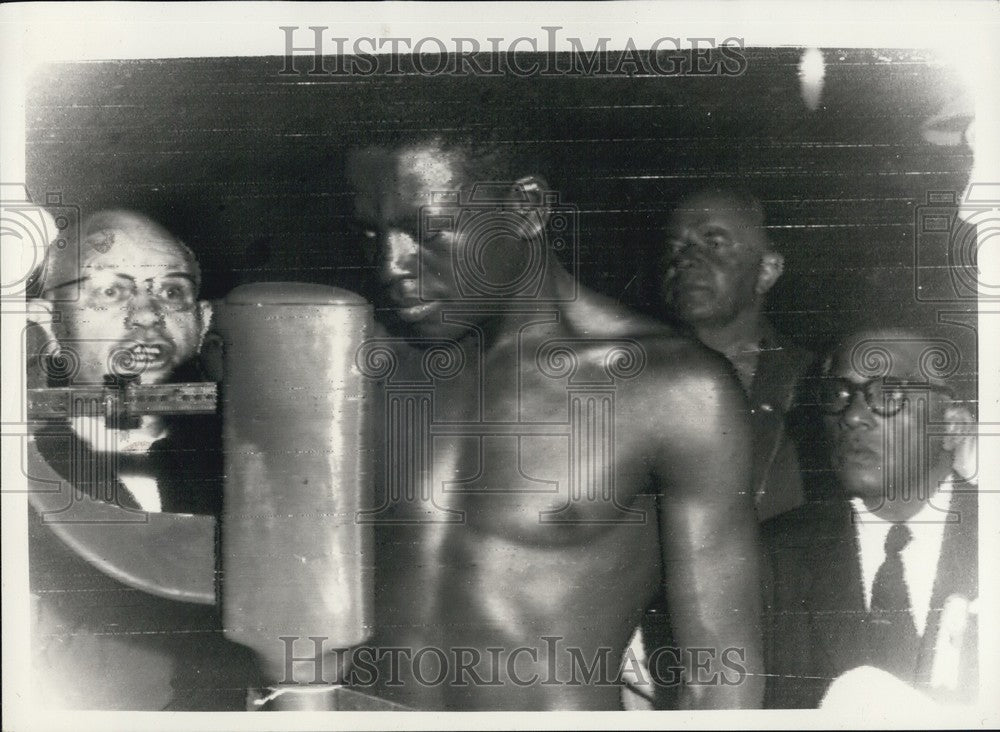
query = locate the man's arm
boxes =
[649,348,763,708]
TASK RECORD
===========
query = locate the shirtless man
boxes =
[345,135,763,710]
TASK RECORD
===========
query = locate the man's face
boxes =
[661,193,769,327]
[347,141,532,340]
[47,233,209,385]
[823,333,952,502]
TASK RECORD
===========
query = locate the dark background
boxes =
[26,49,975,358]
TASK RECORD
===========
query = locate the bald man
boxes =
[622,189,816,709]
[660,188,814,521]
[39,209,211,387]
[33,209,216,513]
[28,210,254,709]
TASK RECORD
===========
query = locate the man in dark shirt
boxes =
[660,187,814,521]
[630,188,814,709]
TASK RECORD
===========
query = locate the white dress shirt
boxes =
[851,479,954,637]
[70,415,166,513]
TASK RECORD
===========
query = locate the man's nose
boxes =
[376,230,420,283]
[671,233,710,266]
[841,389,877,429]
[125,291,164,328]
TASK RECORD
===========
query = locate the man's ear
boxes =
[197,299,213,349]
[755,250,784,295]
[942,404,974,451]
[943,403,976,481]
[512,175,551,239]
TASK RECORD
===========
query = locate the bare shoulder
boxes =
[561,289,742,404]
[558,291,752,499]
[628,333,749,441]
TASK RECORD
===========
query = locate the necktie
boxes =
[869,522,920,676]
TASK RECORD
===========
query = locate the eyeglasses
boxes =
[819,376,954,418]
[44,272,198,312]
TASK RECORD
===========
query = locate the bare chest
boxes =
[364,333,656,541]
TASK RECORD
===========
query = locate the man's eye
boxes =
[153,281,195,305]
[821,380,850,398]
[99,285,126,300]
[699,228,731,247]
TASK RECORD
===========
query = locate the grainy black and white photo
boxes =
[1,4,997,730]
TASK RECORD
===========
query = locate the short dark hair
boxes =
[346,80,547,184]
[350,132,539,189]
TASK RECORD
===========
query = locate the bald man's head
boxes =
[661,187,783,329]
[42,209,201,298]
[38,210,211,385]
[676,188,767,232]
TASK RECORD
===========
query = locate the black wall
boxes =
[27,49,974,355]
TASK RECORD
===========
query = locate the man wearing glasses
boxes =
[762,327,978,708]
[38,209,211,389]
[33,209,216,514]
[28,210,254,709]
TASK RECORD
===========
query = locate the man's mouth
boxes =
[676,280,713,292]
[670,276,715,298]
[385,283,441,324]
[836,442,882,465]
[669,264,715,289]
[124,341,174,370]
[394,301,439,323]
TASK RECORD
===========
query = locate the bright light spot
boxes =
[798,48,826,112]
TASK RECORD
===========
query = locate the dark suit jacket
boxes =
[32,413,224,515]
[762,489,979,709]
[748,324,815,521]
